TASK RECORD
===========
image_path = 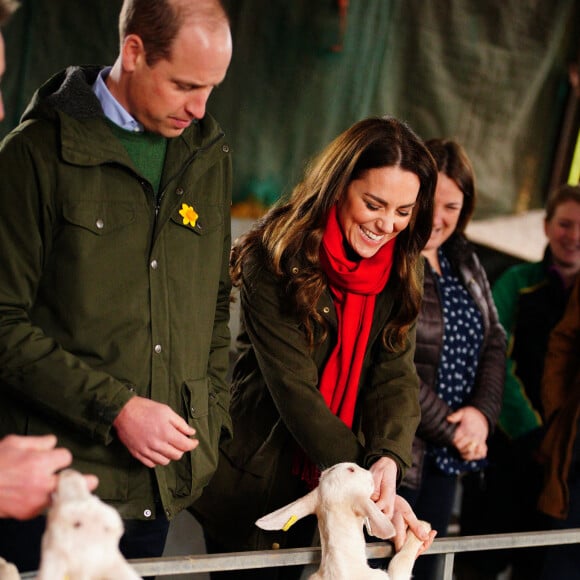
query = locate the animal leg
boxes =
[386,521,430,580]
[36,551,68,580]
[0,557,21,580]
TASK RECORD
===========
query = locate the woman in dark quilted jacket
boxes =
[398,139,506,580]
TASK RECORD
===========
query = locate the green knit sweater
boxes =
[108,121,167,194]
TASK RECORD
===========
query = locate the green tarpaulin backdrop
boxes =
[2,0,578,218]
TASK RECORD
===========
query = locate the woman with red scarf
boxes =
[192,117,437,579]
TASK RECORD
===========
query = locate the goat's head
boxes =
[317,462,374,506]
[256,462,395,540]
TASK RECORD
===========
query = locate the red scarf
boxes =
[294,205,396,487]
[319,204,396,426]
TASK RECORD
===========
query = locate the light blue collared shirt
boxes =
[92,66,144,133]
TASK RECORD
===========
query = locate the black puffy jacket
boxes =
[402,235,506,489]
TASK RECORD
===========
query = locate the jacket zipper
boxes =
[154,131,225,217]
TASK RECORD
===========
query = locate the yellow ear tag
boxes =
[282,515,298,532]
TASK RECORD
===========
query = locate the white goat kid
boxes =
[256,462,429,580]
[0,558,20,580]
[36,469,142,580]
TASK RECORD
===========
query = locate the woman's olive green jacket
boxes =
[0,66,233,521]
[193,249,421,549]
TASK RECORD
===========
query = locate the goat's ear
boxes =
[54,469,90,503]
[255,489,319,531]
[361,499,396,539]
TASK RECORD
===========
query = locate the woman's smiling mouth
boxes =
[360,225,384,243]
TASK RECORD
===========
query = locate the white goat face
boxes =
[318,462,375,508]
[37,470,142,580]
[47,469,125,556]
[49,497,124,548]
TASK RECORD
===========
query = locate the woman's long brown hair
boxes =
[231,116,436,350]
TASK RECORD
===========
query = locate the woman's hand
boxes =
[390,495,437,554]
[369,457,436,555]
[369,456,398,517]
[447,405,489,461]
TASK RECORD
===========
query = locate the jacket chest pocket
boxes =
[55,201,147,281]
[170,200,223,237]
[62,201,136,235]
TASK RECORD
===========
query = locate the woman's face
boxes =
[423,172,464,253]
[545,200,580,272]
[337,166,420,259]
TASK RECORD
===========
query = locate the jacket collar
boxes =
[21,65,226,168]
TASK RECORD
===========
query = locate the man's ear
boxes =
[121,34,146,72]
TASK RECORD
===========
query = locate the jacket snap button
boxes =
[291,267,299,274]
[154,344,162,354]
[176,187,184,196]
[323,306,330,314]
[95,218,104,229]
[144,509,152,518]
[150,259,158,270]
[272,542,280,550]
[222,144,230,153]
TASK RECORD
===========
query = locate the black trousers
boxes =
[0,516,46,573]
[203,524,314,580]
[456,428,549,580]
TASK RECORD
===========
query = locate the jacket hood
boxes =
[21,66,104,124]
[17,66,228,172]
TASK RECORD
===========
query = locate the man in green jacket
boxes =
[0,0,233,572]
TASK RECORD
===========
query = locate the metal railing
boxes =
[20,528,580,579]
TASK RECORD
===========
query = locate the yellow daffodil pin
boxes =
[179,203,199,228]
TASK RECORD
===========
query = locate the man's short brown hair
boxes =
[119,0,228,66]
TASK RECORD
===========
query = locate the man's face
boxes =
[121,20,232,137]
[0,32,6,122]
[545,200,580,272]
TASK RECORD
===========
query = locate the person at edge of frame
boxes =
[0,0,233,576]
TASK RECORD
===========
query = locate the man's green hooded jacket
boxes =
[0,66,233,520]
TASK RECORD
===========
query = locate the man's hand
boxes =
[113,396,198,467]
[0,434,98,520]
